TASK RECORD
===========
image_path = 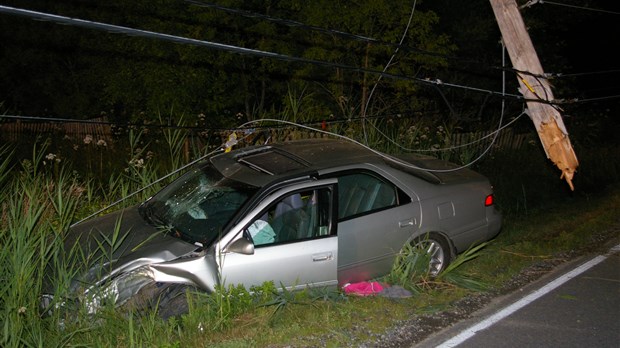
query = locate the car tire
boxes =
[154,283,197,320]
[412,233,452,277]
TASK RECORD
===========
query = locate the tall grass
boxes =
[0,145,13,188]
[386,238,490,294]
[0,147,86,347]
[160,114,188,173]
[1,107,618,346]
[0,114,261,343]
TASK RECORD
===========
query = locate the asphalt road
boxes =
[415,244,620,348]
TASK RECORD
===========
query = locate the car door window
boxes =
[338,172,406,220]
[246,187,332,246]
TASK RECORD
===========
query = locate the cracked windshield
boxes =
[143,163,258,245]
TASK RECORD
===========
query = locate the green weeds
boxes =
[0,114,618,347]
[0,151,85,348]
[386,238,491,295]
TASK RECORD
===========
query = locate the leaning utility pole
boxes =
[489,0,579,190]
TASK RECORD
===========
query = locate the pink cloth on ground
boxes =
[343,281,384,296]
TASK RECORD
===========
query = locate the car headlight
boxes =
[82,266,155,314]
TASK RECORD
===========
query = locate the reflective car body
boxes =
[47,139,502,313]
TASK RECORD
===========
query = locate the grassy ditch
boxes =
[1,125,619,347]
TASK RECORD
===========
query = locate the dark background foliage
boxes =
[1,0,617,130]
[1,1,619,200]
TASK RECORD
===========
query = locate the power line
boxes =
[568,94,620,103]
[215,0,620,95]
[3,5,615,106]
[0,4,530,103]
[549,69,620,78]
[521,0,620,15]
[363,0,419,145]
[185,0,452,60]
[496,67,620,104]
[500,66,620,79]
[186,0,520,78]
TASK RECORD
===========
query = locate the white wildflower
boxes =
[129,158,144,169]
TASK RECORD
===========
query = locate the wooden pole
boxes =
[489,0,579,190]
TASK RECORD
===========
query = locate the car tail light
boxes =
[484,194,494,207]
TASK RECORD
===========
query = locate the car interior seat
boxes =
[272,193,303,242]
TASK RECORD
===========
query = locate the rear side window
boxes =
[338,172,408,220]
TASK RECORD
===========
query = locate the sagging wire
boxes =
[186,0,505,72]
[549,69,620,78]
[71,93,510,227]
[235,115,503,174]
[237,117,442,169]
[520,0,620,15]
[186,0,383,50]
[231,41,514,173]
[0,5,526,102]
[356,3,511,169]
[365,109,527,154]
[403,41,509,172]
[362,39,511,172]
[70,130,256,227]
[516,70,567,115]
[432,83,459,120]
[230,44,514,173]
[569,94,620,103]
[362,0,418,145]
[5,4,611,109]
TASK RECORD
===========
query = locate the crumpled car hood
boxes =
[59,204,200,293]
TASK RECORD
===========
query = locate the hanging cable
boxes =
[69,128,260,226]
[0,4,526,102]
[520,0,620,15]
[185,0,451,60]
[70,146,221,227]
[362,0,418,145]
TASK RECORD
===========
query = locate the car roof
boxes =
[211,138,381,186]
[210,138,470,187]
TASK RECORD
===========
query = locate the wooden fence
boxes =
[0,117,113,143]
[0,118,531,153]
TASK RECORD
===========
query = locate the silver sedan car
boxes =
[44,138,501,317]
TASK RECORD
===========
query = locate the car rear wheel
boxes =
[413,233,451,277]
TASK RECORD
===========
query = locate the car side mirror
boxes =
[226,237,254,255]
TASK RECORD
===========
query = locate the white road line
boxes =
[435,244,620,348]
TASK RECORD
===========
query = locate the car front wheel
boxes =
[155,283,198,320]
[124,282,197,320]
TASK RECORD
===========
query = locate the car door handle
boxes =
[312,252,333,262]
[399,218,415,228]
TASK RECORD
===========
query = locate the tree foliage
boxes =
[0,0,453,125]
[0,0,615,130]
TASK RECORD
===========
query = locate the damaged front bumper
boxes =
[41,251,220,316]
